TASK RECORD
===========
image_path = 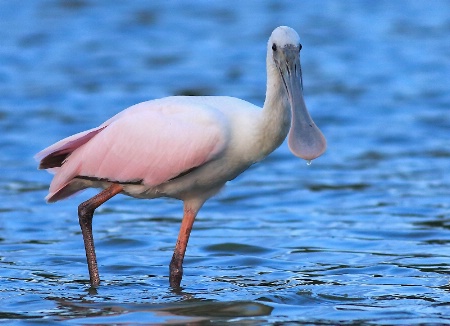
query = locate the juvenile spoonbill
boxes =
[36,26,326,288]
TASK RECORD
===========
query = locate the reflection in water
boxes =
[49,297,273,324]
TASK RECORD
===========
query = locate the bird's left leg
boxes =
[78,183,123,287]
[169,204,199,288]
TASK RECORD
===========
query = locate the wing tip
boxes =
[45,182,86,203]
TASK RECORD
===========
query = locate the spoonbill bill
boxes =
[36,26,326,288]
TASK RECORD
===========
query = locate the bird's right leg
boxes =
[78,183,123,287]
[169,204,199,288]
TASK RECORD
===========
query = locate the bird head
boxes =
[268,26,326,162]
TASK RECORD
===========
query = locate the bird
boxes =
[35,26,326,288]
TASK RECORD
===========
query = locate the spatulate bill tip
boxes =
[288,128,327,161]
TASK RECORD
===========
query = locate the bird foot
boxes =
[169,259,183,288]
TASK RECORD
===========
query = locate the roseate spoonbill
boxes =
[36,26,326,288]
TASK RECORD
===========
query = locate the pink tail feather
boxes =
[35,126,106,169]
[36,126,107,202]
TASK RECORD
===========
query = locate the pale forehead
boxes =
[269,26,301,46]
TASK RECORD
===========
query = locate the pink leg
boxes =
[78,183,123,286]
[169,204,199,287]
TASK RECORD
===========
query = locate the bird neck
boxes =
[258,61,292,157]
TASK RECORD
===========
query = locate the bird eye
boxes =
[272,43,277,51]
[299,44,303,51]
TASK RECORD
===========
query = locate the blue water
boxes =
[1,0,450,324]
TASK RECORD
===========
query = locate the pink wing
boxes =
[37,99,229,202]
[35,126,106,170]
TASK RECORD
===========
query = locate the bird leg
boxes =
[169,204,198,288]
[78,183,123,287]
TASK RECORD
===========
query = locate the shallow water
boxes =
[2,0,450,324]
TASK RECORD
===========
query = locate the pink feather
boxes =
[37,98,229,202]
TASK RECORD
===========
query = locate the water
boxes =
[1,0,450,324]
